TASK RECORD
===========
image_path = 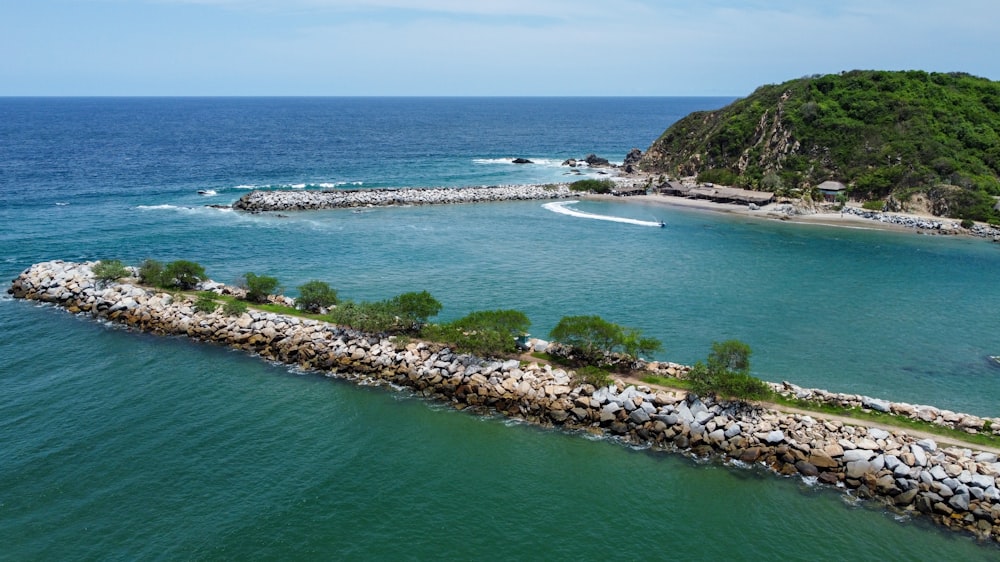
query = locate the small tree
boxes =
[549,315,662,369]
[296,280,338,313]
[164,260,206,290]
[139,258,166,287]
[687,340,770,401]
[387,291,442,330]
[92,259,130,283]
[243,272,279,303]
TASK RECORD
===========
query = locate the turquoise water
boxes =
[2,98,999,559]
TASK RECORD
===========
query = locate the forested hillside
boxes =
[639,70,1000,221]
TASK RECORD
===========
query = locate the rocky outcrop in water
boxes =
[10,260,1000,543]
[232,184,574,213]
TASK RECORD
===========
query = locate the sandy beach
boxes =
[583,191,977,237]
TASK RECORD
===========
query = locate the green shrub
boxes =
[422,309,530,357]
[222,299,248,316]
[687,340,771,401]
[138,259,166,286]
[961,218,976,229]
[92,259,130,283]
[861,200,885,211]
[549,315,662,370]
[326,290,443,335]
[296,280,338,312]
[243,272,280,303]
[163,260,206,290]
[327,301,397,333]
[569,178,616,193]
[194,292,219,314]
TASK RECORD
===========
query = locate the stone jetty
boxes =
[9,260,1000,543]
[232,184,576,212]
[841,206,1000,240]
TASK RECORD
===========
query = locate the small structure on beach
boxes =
[656,181,772,206]
[611,184,647,197]
[818,181,848,202]
[688,185,774,206]
[657,181,691,197]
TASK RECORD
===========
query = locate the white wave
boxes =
[473,157,560,166]
[290,183,307,189]
[137,204,189,211]
[54,202,69,206]
[542,201,664,228]
[234,184,257,190]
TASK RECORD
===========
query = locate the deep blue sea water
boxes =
[2,98,999,559]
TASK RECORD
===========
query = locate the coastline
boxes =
[586,191,995,238]
[228,180,1000,241]
[10,260,1000,544]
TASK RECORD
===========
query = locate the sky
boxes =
[3,0,999,96]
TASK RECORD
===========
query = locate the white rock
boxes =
[843,449,875,463]
[868,428,890,440]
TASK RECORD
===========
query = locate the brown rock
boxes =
[808,451,840,469]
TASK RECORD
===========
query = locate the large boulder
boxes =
[623,148,642,167]
[584,154,611,168]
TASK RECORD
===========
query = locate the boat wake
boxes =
[542,201,663,227]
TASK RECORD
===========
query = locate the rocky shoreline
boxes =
[232,184,576,212]
[9,260,1000,544]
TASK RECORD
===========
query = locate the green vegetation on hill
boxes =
[639,70,1000,221]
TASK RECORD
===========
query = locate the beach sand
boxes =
[583,192,956,236]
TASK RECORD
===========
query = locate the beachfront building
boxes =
[818,180,848,202]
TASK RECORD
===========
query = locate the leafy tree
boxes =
[92,259,130,283]
[687,340,770,401]
[296,280,338,312]
[138,258,166,286]
[163,260,206,290]
[621,328,664,361]
[243,272,279,303]
[549,315,662,369]
[388,291,442,329]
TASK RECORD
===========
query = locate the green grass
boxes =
[641,374,695,392]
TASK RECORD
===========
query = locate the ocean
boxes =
[1,97,998,560]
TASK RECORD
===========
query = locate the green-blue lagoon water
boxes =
[2,98,998,559]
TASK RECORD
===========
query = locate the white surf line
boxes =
[542,200,663,227]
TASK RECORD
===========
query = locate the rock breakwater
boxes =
[842,207,1000,240]
[9,260,1000,543]
[232,184,575,212]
